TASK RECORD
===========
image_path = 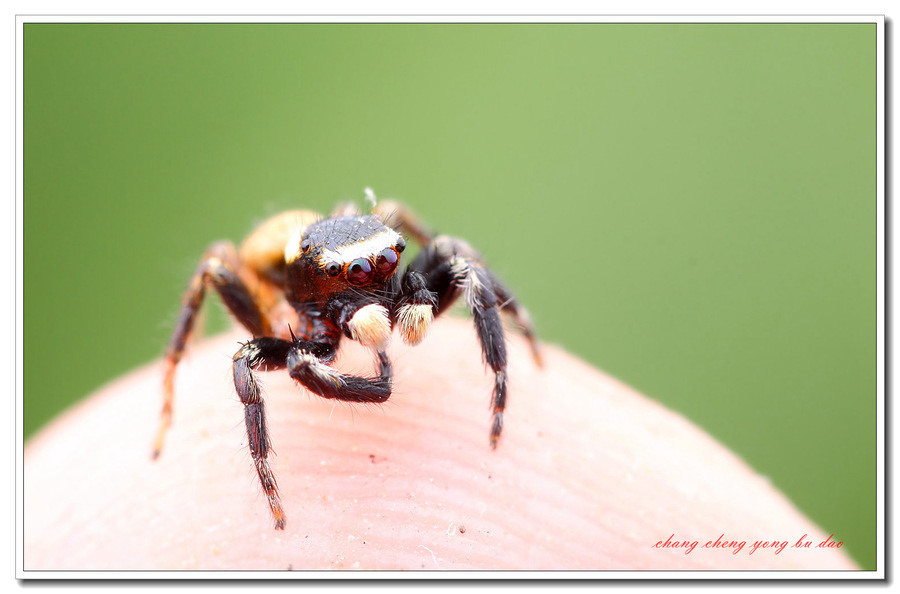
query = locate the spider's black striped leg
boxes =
[155,241,272,459]
[454,260,509,449]
[405,236,516,449]
[286,341,393,404]
[485,271,543,367]
[232,337,294,529]
[232,334,393,530]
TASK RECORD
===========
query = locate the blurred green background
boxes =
[23,23,877,569]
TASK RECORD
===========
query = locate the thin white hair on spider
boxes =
[364,187,378,208]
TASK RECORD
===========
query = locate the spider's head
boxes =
[285,214,407,350]
[288,214,406,292]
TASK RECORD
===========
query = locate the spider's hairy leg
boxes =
[155,241,272,459]
[328,298,395,394]
[453,259,510,449]
[232,337,293,530]
[156,210,321,460]
[485,272,543,367]
[406,235,534,449]
[287,342,393,405]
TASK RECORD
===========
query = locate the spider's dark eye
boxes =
[325,262,341,277]
[375,248,399,276]
[300,239,311,252]
[346,258,374,285]
[396,236,406,252]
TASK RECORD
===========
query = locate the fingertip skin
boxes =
[23,319,859,571]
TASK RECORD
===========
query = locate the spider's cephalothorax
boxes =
[153,197,542,530]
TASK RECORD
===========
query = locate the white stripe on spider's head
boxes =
[318,229,404,268]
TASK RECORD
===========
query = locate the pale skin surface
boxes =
[23,317,859,572]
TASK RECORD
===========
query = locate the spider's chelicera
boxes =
[153,195,541,529]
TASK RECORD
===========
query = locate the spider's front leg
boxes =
[399,235,541,448]
[232,337,293,529]
[233,334,392,530]
[285,309,393,404]
[287,348,392,404]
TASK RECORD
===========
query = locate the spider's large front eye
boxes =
[346,258,374,285]
[375,248,399,276]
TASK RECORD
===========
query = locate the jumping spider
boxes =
[153,195,542,529]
